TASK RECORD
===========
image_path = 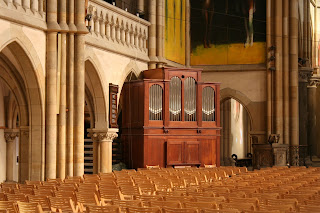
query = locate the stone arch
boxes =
[0,39,45,182]
[85,58,108,129]
[220,87,253,129]
[119,60,140,90]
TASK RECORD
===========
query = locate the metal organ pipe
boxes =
[202,87,215,121]
[149,84,163,120]
[169,77,182,121]
[184,77,196,121]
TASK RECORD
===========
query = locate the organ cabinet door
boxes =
[122,67,221,169]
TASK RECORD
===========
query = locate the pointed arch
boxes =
[0,39,45,182]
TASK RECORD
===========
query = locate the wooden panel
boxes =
[185,141,200,164]
[167,141,184,165]
[145,137,166,168]
[200,139,213,166]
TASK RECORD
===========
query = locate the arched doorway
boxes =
[220,98,252,166]
[116,71,138,169]
[0,41,44,182]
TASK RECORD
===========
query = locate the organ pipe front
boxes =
[122,67,221,169]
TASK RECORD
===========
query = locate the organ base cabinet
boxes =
[122,67,221,169]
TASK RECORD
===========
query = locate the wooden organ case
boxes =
[122,68,221,169]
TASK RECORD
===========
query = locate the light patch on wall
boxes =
[165,0,186,65]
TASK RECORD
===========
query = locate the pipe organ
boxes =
[122,67,221,168]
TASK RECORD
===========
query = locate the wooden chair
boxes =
[86,205,120,213]
[16,201,43,213]
[299,205,320,213]
[148,200,181,208]
[200,209,240,213]
[6,194,28,202]
[48,196,80,213]
[161,207,198,213]
[27,195,50,211]
[220,203,255,212]
[183,202,217,209]
[125,206,161,213]
[0,201,17,213]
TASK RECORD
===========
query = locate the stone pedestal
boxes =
[272,143,289,166]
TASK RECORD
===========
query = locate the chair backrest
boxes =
[86,205,120,213]
[17,201,43,213]
[6,194,28,202]
[126,206,161,213]
[0,201,17,213]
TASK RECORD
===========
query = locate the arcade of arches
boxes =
[0,0,320,183]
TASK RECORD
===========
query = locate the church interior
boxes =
[0,0,320,212]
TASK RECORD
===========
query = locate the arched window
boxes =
[169,77,182,121]
[149,84,163,120]
[202,87,215,121]
[184,77,197,121]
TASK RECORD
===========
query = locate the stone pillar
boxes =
[274,0,283,144]
[73,0,87,177]
[4,130,19,182]
[66,0,77,177]
[46,0,60,179]
[303,0,308,60]
[266,0,272,137]
[283,0,289,145]
[57,0,69,179]
[156,0,165,67]
[185,0,190,67]
[137,0,144,15]
[298,68,312,146]
[19,127,29,183]
[289,0,299,148]
[88,129,118,174]
[307,76,320,156]
[148,0,158,69]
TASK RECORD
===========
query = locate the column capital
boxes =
[87,128,118,142]
[299,67,313,83]
[4,129,19,143]
[307,74,320,88]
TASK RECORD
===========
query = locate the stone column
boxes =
[283,0,289,145]
[274,0,283,144]
[89,129,118,173]
[289,0,299,147]
[137,0,144,15]
[66,0,77,177]
[148,0,158,69]
[303,0,308,60]
[57,0,69,179]
[156,0,165,67]
[4,130,19,182]
[307,76,320,156]
[266,0,272,137]
[185,0,190,67]
[46,0,60,179]
[73,0,87,177]
[298,68,312,146]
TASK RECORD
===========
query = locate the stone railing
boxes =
[86,0,150,62]
[0,0,46,29]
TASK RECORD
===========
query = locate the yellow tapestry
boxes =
[165,0,186,65]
